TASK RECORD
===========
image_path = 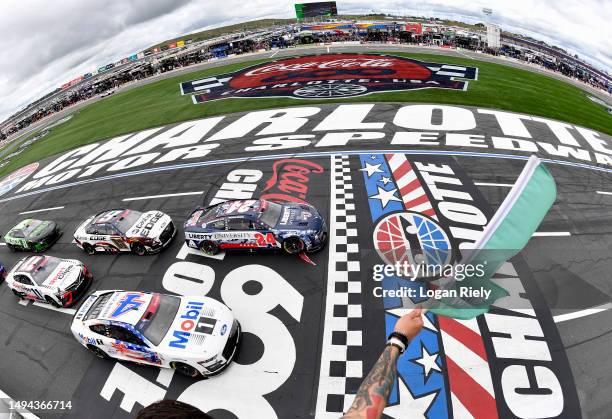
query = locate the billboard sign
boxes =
[0,163,39,197]
[295,1,337,18]
[487,24,501,49]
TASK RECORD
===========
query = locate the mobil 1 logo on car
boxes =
[359,153,581,418]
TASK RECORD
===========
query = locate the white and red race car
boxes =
[74,209,176,255]
[5,255,92,307]
[71,290,241,377]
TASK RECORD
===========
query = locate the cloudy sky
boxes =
[0,0,610,123]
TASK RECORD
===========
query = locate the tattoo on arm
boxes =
[342,345,400,419]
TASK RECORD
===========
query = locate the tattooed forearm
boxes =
[342,345,400,419]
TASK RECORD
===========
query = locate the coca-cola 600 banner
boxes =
[180,53,478,102]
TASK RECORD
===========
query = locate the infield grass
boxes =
[1,51,610,178]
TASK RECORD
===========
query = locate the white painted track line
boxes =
[0,243,5,246]
[156,368,174,387]
[16,299,76,315]
[475,182,514,187]
[553,303,612,323]
[19,205,65,215]
[32,302,77,315]
[596,191,612,196]
[123,191,203,201]
[532,232,571,237]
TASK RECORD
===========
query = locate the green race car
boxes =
[4,219,62,252]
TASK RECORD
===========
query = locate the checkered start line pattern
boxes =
[315,155,365,417]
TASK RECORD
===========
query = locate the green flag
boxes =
[428,155,557,319]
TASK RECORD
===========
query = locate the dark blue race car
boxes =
[0,262,6,282]
[183,199,327,255]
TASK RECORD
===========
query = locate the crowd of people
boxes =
[0,62,159,140]
[1,23,609,142]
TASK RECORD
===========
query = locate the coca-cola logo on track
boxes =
[261,158,324,204]
[180,53,478,103]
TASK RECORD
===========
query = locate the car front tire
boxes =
[6,243,16,252]
[171,362,200,378]
[199,240,219,256]
[282,236,305,254]
[45,296,62,308]
[87,345,110,359]
[83,243,96,255]
[131,241,147,256]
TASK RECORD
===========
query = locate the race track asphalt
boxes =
[2,147,612,418]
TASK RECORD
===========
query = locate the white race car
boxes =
[5,255,92,307]
[74,209,176,255]
[71,290,241,377]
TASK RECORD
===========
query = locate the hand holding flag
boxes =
[426,155,557,319]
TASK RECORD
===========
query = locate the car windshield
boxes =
[10,229,24,238]
[19,220,44,238]
[136,294,180,346]
[114,210,142,234]
[258,200,283,228]
[24,256,61,285]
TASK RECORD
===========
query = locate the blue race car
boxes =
[0,262,6,282]
[183,199,327,255]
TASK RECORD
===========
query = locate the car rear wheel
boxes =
[45,296,62,308]
[282,237,305,254]
[11,289,24,299]
[131,241,147,256]
[199,240,219,256]
[171,362,200,378]
[83,243,96,255]
[87,345,110,359]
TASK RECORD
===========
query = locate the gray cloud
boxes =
[0,0,610,122]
